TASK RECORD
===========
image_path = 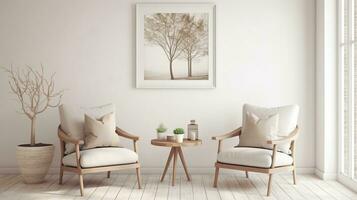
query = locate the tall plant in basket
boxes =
[3,65,63,183]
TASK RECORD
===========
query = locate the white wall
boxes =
[0,0,315,172]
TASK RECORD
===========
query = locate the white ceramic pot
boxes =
[175,134,184,143]
[157,132,166,140]
[16,144,54,183]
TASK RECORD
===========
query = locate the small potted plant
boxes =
[156,123,167,140]
[173,128,185,143]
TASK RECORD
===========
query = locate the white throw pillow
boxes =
[83,112,120,149]
[239,112,279,150]
[59,103,115,154]
[240,104,299,154]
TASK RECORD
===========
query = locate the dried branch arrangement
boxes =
[3,65,64,146]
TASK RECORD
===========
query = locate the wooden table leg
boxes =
[172,147,178,186]
[161,147,174,182]
[178,147,191,181]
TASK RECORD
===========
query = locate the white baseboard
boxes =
[129,167,314,174]
[0,167,315,175]
[314,168,337,180]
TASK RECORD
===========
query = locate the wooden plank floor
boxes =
[0,173,356,200]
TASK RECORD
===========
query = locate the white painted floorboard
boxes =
[0,173,356,200]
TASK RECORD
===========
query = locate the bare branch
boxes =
[2,65,64,144]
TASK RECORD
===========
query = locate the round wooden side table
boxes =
[151,139,202,186]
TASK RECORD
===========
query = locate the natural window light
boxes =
[339,0,357,186]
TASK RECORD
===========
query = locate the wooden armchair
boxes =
[212,126,299,196]
[58,126,141,196]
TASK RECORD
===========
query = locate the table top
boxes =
[151,139,202,147]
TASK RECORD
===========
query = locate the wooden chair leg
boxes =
[213,166,219,187]
[59,166,63,184]
[267,174,273,196]
[107,171,111,178]
[136,167,142,189]
[292,169,297,184]
[79,174,84,196]
[245,171,249,178]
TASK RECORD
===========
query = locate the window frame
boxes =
[338,0,357,190]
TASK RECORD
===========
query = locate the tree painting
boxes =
[180,15,208,78]
[145,13,186,80]
[144,13,209,80]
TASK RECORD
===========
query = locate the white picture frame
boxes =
[136,3,216,88]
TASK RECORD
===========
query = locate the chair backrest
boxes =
[58,103,115,154]
[243,104,299,135]
[241,104,299,153]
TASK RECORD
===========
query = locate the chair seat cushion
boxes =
[63,147,138,168]
[217,147,293,168]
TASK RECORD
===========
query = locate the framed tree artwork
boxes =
[136,3,216,88]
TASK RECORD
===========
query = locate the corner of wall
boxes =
[315,168,337,180]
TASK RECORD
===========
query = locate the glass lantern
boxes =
[187,120,198,140]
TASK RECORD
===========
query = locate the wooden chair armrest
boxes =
[212,127,242,141]
[115,127,139,153]
[58,126,84,145]
[115,127,139,141]
[212,127,241,154]
[267,126,299,145]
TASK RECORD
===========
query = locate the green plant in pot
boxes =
[156,123,167,140]
[3,66,63,183]
[173,128,185,143]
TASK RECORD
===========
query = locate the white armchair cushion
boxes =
[63,147,138,168]
[217,147,293,168]
[59,103,115,154]
[241,104,299,154]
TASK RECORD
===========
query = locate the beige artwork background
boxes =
[144,13,209,80]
